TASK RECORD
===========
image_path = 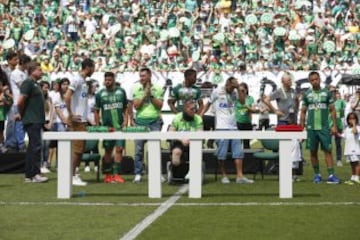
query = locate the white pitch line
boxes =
[119,185,189,240]
[0,201,359,207]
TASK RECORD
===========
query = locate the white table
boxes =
[43,130,306,199]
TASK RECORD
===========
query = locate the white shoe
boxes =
[184,172,189,180]
[221,177,230,184]
[161,175,166,183]
[84,166,91,173]
[94,166,98,172]
[236,177,254,184]
[133,174,142,183]
[40,167,51,174]
[72,175,87,186]
[31,174,48,183]
[336,161,343,167]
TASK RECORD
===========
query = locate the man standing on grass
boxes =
[132,67,163,183]
[65,58,95,186]
[300,71,340,184]
[17,61,48,183]
[94,71,128,184]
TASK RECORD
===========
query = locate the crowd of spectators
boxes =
[0,0,360,80]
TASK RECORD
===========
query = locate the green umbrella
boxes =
[2,38,15,49]
[274,27,287,36]
[245,14,258,26]
[323,40,335,53]
[261,13,273,24]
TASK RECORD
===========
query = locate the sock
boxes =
[327,168,335,176]
[112,162,121,175]
[313,164,320,174]
[103,163,112,174]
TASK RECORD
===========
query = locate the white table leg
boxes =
[279,140,293,198]
[148,140,161,198]
[189,140,203,198]
[57,140,72,199]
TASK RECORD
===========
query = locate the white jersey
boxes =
[53,92,69,123]
[10,68,27,104]
[343,126,360,158]
[209,86,237,130]
[68,73,88,122]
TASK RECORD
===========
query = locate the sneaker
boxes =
[133,174,142,183]
[344,180,354,185]
[184,172,189,180]
[104,174,113,183]
[31,174,48,183]
[112,174,125,184]
[327,174,340,184]
[353,179,360,184]
[236,177,254,184]
[161,175,166,183]
[72,175,87,186]
[292,175,301,182]
[221,177,230,184]
[24,177,32,183]
[313,174,322,183]
[40,166,51,174]
[94,166,99,172]
[336,161,343,167]
[84,166,91,173]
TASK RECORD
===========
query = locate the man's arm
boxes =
[300,105,307,129]
[17,94,27,118]
[196,98,204,115]
[168,98,178,114]
[329,103,338,135]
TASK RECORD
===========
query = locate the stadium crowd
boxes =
[0,0,360,79]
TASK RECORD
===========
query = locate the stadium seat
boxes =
[253,139,279,180]
[81,140,101,182]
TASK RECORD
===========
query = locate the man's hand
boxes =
[331,126,338,136]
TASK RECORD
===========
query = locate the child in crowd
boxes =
[342,112,360,185]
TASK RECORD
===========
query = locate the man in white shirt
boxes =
[65,58,95,186]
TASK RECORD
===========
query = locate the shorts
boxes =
[68,120,87,154]
[306,129,332,152]
[103,140,125,150]
[216,139,244,160]
[345,155,360,163]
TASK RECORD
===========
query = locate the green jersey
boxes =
[95,87,127,130]
[170,113,203,131]
[329,99,346,130]
[170,83,202,112]
[132,82,163,124]
[302,88,334,130]
[235,96,255,124]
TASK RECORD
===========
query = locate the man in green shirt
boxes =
[95,72,128,184]
[17,61,48,183]
[168,68,203,114]
[132,67,164,182]
[169,100,203,167]
[300,71,340,184]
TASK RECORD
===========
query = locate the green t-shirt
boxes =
[19,79,45,124]
[170,83,202,112]
[235,96,255,124]
[171,113,203,131]
[302,88,334,130]
[132,83,164,124]
[95,87,127,130]
[329,99,346,130]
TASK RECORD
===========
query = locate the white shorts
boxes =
[345,155,360,162]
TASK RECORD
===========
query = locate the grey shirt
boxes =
[270,87,297,124]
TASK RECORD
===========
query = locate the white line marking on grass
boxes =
[0,201,359,207]
[120,185,188,240]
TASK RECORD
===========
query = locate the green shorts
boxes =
[306,129,332,152]
[103,140,125,150]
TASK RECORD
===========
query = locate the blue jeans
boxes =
[24,123,42,178]
[5,106,25,150]
[334,133,342,161]
[134,119,162,175]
